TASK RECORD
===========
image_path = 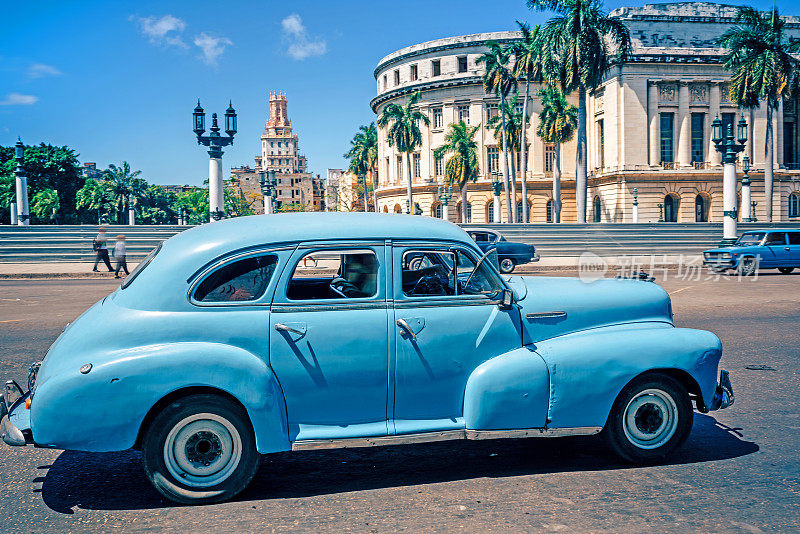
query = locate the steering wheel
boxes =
[330,277,360,298]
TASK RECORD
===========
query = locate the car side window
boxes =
[765,233,787,245]
[456,251,503,296]
[194,255,278,303]
[402,250,456,297]
[288,249,378,300]
[788,232,800,245]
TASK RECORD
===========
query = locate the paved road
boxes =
[1,274,799,533]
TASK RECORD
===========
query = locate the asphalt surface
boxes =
[0,272,798,533]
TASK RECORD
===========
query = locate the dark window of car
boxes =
[788,232,800,245]
[736,232,764,246]
[121,242,162,289]
[455,251,503,296]
[765,233,787,246]
[194,255,278,302]
[288,249,378,300]
[401,249,502,297]
[471,232,489,243]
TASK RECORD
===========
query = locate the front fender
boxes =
[31,342,289,454]
[533,323,722,429]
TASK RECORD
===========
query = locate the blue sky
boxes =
[0,0,795,185]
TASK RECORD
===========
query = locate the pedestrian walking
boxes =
[92,226,113,272]
[113,234,129,278]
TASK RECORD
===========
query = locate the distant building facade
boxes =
[80,162,102,181]
[371,2,800,223]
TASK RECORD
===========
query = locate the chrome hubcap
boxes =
[622,388,678,449]
[164,413,242,488]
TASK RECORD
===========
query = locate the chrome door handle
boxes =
[396,318,417,340]
[785,247,791,251]
[526,311,567,319]
[275,323,305,335]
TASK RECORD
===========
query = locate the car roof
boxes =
[466,228,500,234]
[743,229,799,232]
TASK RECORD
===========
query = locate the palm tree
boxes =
[529,0,630,223]
[487,94,525,218]
[433,121,481,222]
[344,123,379,212]
[477,41,517,222]
[537,85,578,223]
[76,178,114,223]
[377,92,430,213]
[718,7,800,222]
[512,22,543,223]
[104,161,147,223]
[31,188,60,223]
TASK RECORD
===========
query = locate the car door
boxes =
[762,232,790,267]
[787,232,800,266]
[269,242,391,441]
[391,243,526,434]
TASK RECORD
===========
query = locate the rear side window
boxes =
[765,233,787,245]
[194,255,278,303]
[788,232,800,245]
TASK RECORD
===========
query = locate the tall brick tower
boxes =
[257,91,307,174]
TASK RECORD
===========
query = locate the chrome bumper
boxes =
[531,253,541,262]
[1,380,33,446]
[1,414,29,446]
[708,369,735,411]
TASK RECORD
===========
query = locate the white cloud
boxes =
[28,63,62,78]
[280,13,327,60]
[131,14,188,48]
[0,93,39,106]
[193,33,233,65]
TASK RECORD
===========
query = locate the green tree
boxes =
[511,22,543,223]
[174,189,209,225]
[76,179,115,224]
[344,123,379,212]
[103,161,147,224]
[224,179,257,218]
[377,91,430,212]
[537,85,578,223]
[135,185,178,224]
[31,188,61,223]
[433,121,481,223]
[477,41,517,222]
[529,0,630,223]
[718,7,800,221]
[0,143,83,223]
[0,174,14,223]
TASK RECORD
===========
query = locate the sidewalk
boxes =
[0,254,704,279]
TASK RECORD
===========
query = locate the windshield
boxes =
[736,233,764,246]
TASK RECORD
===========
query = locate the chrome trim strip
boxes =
[291,426,603,451]
[394,297,498,309]
[526,311,568,320]
[271,301,389,313]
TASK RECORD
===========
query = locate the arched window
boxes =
[393,203,402,213]
[664,194,678,222]
[546,199,553,223]
[790,192,800,218]
[593,196,601,222]
[516,200,531,223]
[486,202,494,224]
[433,203,442,219]
[382,205,388,213]
[695,194,708,222]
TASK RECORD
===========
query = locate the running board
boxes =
[291,426,602,451]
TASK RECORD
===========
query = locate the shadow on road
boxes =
[38,413,757,513]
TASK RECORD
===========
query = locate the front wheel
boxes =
[142,394,261,504]
[737,256,758,276]
[778,267,794,274]
[602,374,693,463]
[499,258,516,273]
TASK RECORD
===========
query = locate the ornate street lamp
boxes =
[437,183,453,221]
[741,156,753,222]
[14,138,29,225]
[657,202,664,223]
[259,170,278,214]
[632,187,639,223]
[750,201,758,222]
[712,115,747,245]
[193,100,236,221]
[490,171,503,223]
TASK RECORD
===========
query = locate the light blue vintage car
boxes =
[1,213,734,504]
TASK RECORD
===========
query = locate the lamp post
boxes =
[712,115,747,245]
[490,171,503,223]
[437,184,453,221]
[750,201,758,223]
[741,156,752,222]
[657,203,664,223]
[259,169,278,214]
[14,138,29,225]
[128,196,135,226]
[632,187,639,223]
[193,100,237,221]
[9,202,17,225]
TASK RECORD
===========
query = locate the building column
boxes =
[708,83,722,166]
[648,81,660,166]
[677,81,692,167]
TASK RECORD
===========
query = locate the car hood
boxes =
[508,276,673,344]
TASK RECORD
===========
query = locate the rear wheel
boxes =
[142,394,260,504]
[778,267,794,274]
[499,258,516,273]
[737,256,758,276]
[603,374,693,463]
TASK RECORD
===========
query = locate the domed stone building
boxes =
[371,2,800,223]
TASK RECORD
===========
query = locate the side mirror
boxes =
[498,288,515,310]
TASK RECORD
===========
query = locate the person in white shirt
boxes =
[113,235,129,278]
[92,227,114,272]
